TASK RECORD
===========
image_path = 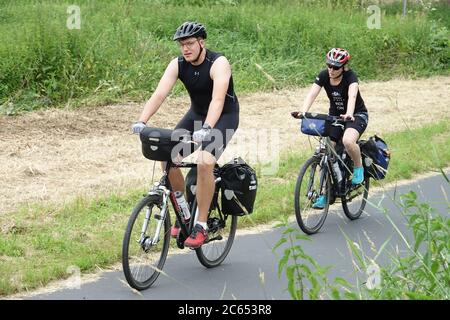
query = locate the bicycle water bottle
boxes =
[332,158,343,183]
[175,191,191,220]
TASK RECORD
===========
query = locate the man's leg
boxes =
[195,151,216,224]
[184,151,215,248]
[163,161,187,239]
[160,162,185,193]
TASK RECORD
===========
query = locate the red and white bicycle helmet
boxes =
[326,48,350,67]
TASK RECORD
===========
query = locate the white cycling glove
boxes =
[192,123,212,143]
[131,121,146,134]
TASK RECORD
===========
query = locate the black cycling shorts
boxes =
[174,108,239,160]
[329,112,369,143]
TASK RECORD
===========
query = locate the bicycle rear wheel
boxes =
[122,195,171,290]
[342,175,370,220]
[294,156,331,235]
[192,195,237,268]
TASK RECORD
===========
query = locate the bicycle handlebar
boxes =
[290,111,354,123]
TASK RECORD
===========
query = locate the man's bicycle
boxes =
[291,112,370,234]
[122,128,237,290]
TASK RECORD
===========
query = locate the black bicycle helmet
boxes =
[173,21,207,41]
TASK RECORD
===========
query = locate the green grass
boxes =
[0,119,449,296]
[0,0,449,114]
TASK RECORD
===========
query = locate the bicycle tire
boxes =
[192,197,237,268]
[122,195,171,290]
[341,176,370,220]
[294,156,331,235]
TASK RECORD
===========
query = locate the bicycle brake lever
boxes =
[181,139,198,145]
[332,120,345,129]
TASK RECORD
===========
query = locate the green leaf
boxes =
[431,260,440,274]
[286,266,301,300]
[414,233,426,252]
[299,264,313,277]
[273,237,287,251]
[404,291,434,300]
[331,287,341,300]
[282,227,296,235]
[334,277,352,289]
[344,292,358,300]
[295,234,312,241]
[278,253,290,278]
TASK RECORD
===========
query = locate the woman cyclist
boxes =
[294,48,369,209]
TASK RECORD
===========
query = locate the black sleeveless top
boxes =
[178,49,239,115]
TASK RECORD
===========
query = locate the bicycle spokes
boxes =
[122,195,171,290]
[295,157,330,234]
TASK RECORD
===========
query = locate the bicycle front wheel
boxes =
[294,156,331,235]
[122,195,171,291]
[192,196,237,268]
[342,176,370,220]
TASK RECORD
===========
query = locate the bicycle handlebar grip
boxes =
[290,111,302,119]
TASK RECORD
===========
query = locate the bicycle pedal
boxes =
[208,235,222,242]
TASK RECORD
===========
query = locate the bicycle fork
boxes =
[140,186,170,250]
[314,157,329,199]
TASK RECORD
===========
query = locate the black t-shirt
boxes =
[314,69,367,116]
[178,49,239,115]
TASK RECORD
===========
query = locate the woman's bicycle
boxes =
[122,129,237,291]
[291,112,370,234]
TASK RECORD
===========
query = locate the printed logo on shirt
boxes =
[331,92,345,111]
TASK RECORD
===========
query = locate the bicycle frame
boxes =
[146,161,223,246]
[312,137,338,198]
[314,135,367,201]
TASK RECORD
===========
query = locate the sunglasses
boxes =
[327,64,342,70]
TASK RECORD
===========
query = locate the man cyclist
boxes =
[294,48,369,209]
[132,21,239,248]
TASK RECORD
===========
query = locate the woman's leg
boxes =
[342,128,362,167]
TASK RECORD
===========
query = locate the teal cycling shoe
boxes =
[312,195,327,209]
[352,166,364,185]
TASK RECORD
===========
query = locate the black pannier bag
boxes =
[359,135,390,180]
[219,157,257,216]
[140,127,191,162]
